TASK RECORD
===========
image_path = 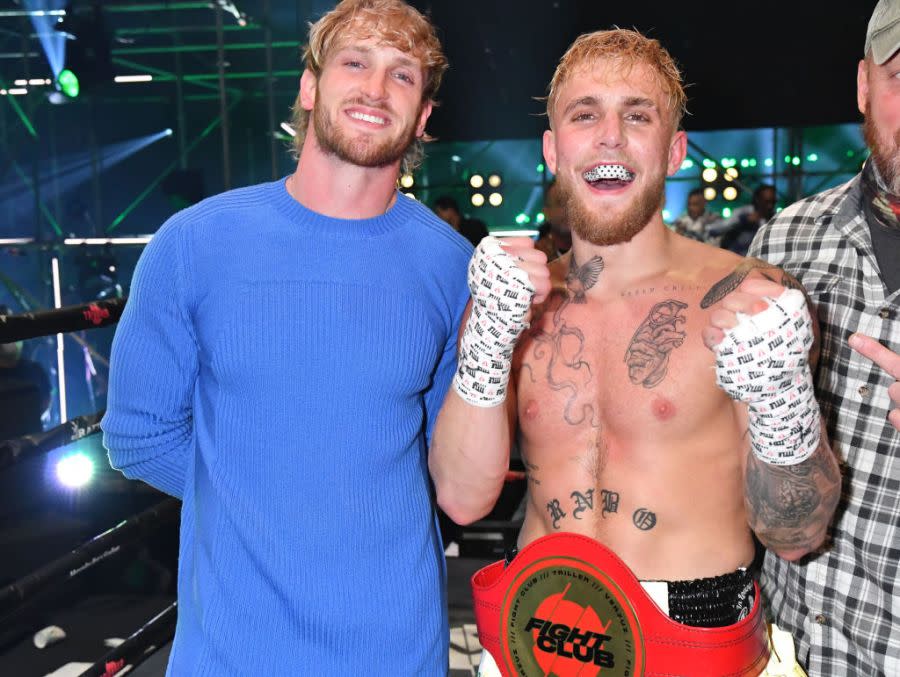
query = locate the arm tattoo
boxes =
[571,489,595,519]
[701,259,803,308]
[566,254,605,303]
[744,436,841,551]
[624,300,688,388]
[547,498,567,529]
[632,508,657,531]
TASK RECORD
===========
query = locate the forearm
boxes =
[104,414,192,499]
[744,420,841,559]
[429,390,512,525]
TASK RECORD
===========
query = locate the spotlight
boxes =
[701,168,718,183]
[399,174,415,189]
[53,4,113,98]
[471,193,485,207]
[57,68,79,98]
[164,128,173,137]
[723,186,738,201]
[703,187,717,201]
[724,167,739,181]
[469,174,484,189]
[488,174,502,188]
[488,192,503,207]
[56,452,94,489]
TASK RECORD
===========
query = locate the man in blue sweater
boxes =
[102,1,474,673]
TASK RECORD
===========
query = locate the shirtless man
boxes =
[430,28,841,675]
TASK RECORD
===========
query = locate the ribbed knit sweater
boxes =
[102,179,472,675]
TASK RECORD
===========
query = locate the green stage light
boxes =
[58,69,79,98]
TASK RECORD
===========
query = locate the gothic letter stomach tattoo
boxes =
[547,499,567,529]
[571,489,595,519]
[632,508,657,531]
[624,300,688,388]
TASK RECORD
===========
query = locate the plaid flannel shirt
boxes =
[748,172,900,676]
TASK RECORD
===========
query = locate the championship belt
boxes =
[471,533,769,676]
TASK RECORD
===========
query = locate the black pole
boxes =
[0,499,180,622]
[0,297,126,343]
[77,603,177,677]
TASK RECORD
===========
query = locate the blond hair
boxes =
[546,29,687,130]
[289,0,448,172]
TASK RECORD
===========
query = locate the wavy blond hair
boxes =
[289,0,448,172]
[546,28,687,130]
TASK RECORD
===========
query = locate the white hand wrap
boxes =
[454,236,535,407]
[714,289,821,465]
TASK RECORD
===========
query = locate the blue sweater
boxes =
[102,180,472,675]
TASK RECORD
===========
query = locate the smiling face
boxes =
[301,38,432,169]
[543,58,686,247]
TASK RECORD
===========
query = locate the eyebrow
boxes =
[623,96,657,110]
[562,95,599,117]
[337,45,418,70]
[561,94,659,117]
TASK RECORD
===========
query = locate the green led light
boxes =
[662,209,671,221]
[702,158,715,168]
[57,69,79,98]
[535,212,545,224]
[807,153,818,162]
[516,213,528,224]
[764,158,773,167]
[846,150,855,158]
[749,158,758,167]
[740,159,749,168]
[536,163,544,173]
[792,156,801,166]
[680,159,694,170]
[722,207,732,218]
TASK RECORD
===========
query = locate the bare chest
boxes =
[514,286,726,444]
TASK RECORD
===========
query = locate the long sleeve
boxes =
[102,218,198,498]
[423,308,462,446]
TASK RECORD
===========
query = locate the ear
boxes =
[300,69,317,112]
[857,59,868,116]
[542,129,558,175]
[415,100,433,138]
[666,130,687,177]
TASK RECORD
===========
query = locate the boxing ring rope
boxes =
[0,298,126,343]
[0,498,181,623]
[76,602,177,677]
[1,295,180,674]
[0,411,103,471]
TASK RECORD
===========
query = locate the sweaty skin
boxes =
[512,239,835,581]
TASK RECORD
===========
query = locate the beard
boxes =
[555,168,666,246]
[863,105,900,196]
[312,97,419,168]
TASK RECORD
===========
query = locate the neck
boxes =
[289,137,401,219]
[569,217,674,290]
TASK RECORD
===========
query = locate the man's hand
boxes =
[453,236,550,407]
[701,278,786,350]
[494,236,552,305]
[849,333,900,432]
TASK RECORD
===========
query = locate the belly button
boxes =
[652,397,676,421]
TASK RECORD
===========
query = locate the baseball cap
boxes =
[866,0,900,64]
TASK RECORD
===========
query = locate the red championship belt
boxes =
[471,533,769,676]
